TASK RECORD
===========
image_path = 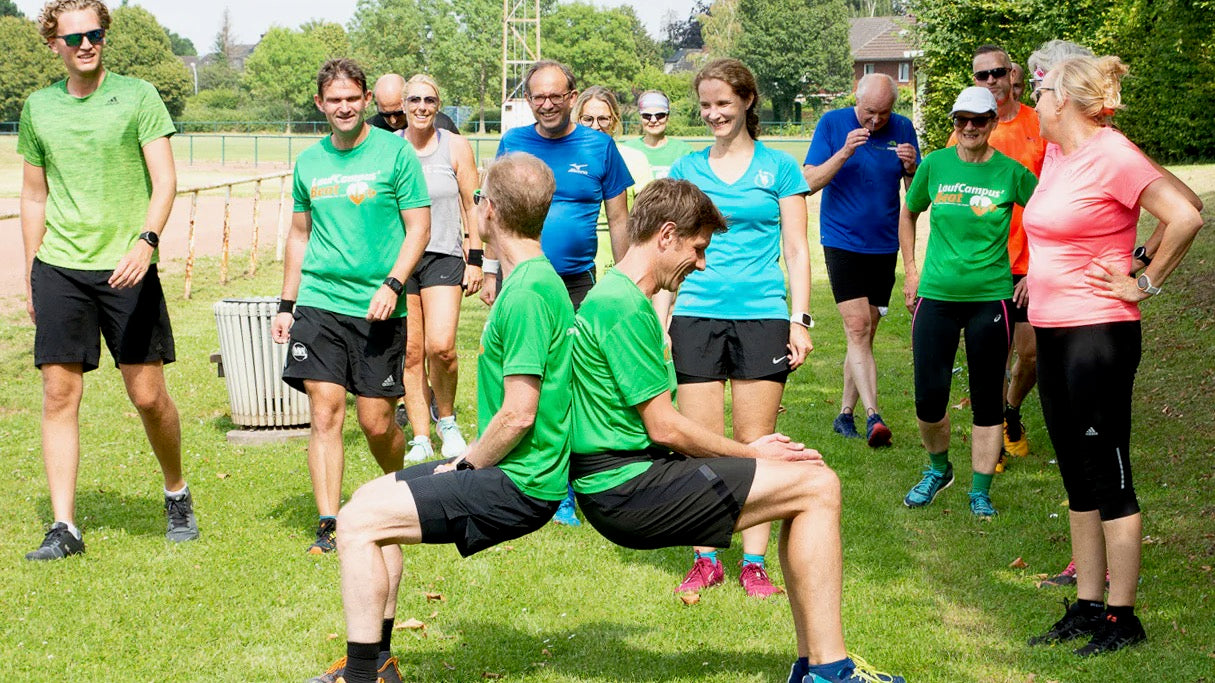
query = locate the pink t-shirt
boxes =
[1022,127,1161,327]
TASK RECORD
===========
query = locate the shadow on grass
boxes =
[270,492,323,532]
[34,488,166,537]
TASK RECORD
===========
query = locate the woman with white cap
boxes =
[622,90,695,180]
[897,86,1038,518]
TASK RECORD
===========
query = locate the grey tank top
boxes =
[398,128,463,257]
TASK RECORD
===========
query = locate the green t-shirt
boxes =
[570,269,676,494]
[17,72,176,270]
[478,256,576,501]
[292,126,430,318]
[905,147,1038,302]
[621,136,696,180]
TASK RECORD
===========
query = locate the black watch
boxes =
[383,276,404,295]
[455,458,476,471]
[1133,245,1152,267]
[139,231,160,249]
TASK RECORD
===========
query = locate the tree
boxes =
[541,3,644,98]
[0,0,23,18]
[736,0,852,123]
[348,0,437,85]
[164,28,196,56]
[451,0,502,132]
[301,19,350,60]
[242,26,327,129]
[661,1,706,52]
[615,4,665,69]
[200,8,240,92]
[0,16,64,121]
[700,0,741,59]
[106,5,193,117]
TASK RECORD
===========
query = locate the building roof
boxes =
[849,16,916,61]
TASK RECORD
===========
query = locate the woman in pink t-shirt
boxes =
[1022,55,1203,656]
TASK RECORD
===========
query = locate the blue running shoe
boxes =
[788,659,809,683]
[903,464,953,508]
[552,489,581,526]
[865,413,892,447]
[803,655,906,683]
[969,490,998,517]
[832,412,861,439]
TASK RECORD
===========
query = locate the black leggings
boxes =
[912,298,1013,426]
[1035,322,1141,521]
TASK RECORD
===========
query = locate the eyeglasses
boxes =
[378,109,406,118]
[1031,87,1056,103]
[406,95,438,106]
[578,115,614,128]
[528,92,572,106]
[952,114,994,128]
[640,112,669,121]
[57,28,105,48]
[973,67,1010,81]
[473,189,491,206]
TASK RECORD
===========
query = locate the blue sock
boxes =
[788,657,810,683]
[807,657,853,682]
[319,515,336,521]
[743,553,765,567]
[694,550,718,562]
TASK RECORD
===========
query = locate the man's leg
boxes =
[40,363,85,525]
[837,298,881,418]
[421,285,467,457]
[1004,322,1036,457]
[305,381,349,518]
[401,294,433,461]
[119,362,184,491]
[356,396,406,474]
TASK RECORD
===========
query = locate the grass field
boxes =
[1,137,1212,681]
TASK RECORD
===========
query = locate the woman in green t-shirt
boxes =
[897,86,1038,519]
[620,90,696,180]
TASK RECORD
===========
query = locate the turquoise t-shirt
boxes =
[292,126,431,318]
[669,141,809,319]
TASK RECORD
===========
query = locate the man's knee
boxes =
[309,399,345,433]
[125,378,170,414]
[42,374,83,413]
[358,409,396,441]
[794,465,842,513]
[425,341,458,367]
[840,309,874,345]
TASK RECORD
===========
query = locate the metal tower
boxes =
[500,0,541,131]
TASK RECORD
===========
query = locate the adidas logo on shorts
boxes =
[1085,427,1099,437]
[381,375,395,388]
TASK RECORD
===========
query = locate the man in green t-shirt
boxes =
[309,152,574,683]
[18,0,197,561]
[570,179,907,683]
[271,59,431,557]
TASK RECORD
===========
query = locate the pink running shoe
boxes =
[675,556,724,593]
[739,561,784,598]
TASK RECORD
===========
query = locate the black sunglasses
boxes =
[378,109,406,118]
[973,67,1009,81]
[58,28,105,48]
[406,95,438,106]
[640,112,669,121]
[952,114,994,128]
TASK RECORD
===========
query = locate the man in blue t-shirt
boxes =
[803,74,919,448]
[492,59,633,310]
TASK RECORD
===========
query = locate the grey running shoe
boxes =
[165,490,200,542]
[307,653,403,683]
[308,518,337,555]
[26,522,85,561]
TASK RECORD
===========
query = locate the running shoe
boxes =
[436,417,467,458]
[1074,612,1146,656]
[738,561,784,598]
[308,518,337,555]
[25,522,85,561]
[903,464,953,508]
[405,436,433,463]
[1003,419,1029,458]
[307,653,404,683]
[865,413,892,447]
[968,491,998,518]
[675,555,724,593]
[165,490,200,542]
[832,412,861,439]
[1028,598,1103,645]
[1039,559,1078,587]
[803,654,906,683]
[551,491,581,526]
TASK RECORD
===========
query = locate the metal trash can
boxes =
[213,297,309,427]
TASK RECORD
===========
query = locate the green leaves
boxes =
[104,6,193,117]
[0,16,63,121]
[241,27,328,126]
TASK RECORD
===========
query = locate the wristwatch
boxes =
[138,231,159,249]
[1133,245,1152,267]
[1136,273,1162,296]
[383,276,404,295]
[455,458,476,471]
[790,312,815,329]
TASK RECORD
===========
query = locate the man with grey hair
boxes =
[803,73,919,447]
[307,152,576,683]
[368,73,460,134]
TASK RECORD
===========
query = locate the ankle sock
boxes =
[789,657,810,682]
[1106,604,1135,620]
[971,472,994,495]
[165,483,189,499]
[694,550,718,563]
[56,520,82,540]
[928,451,949,474]
[742,553,765,567]
[807,657,853,682]
[380,618,394,655]
[1077,598,1105,615]
[438,415,456,428]
[344,641,380,683]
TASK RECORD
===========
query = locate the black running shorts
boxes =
[575,453,756,550]
[397,459,561,557]
[1010,274,1030,324]
[281,306,406,398]
[669,316,790,383]
[31,258,175,371]
[822,246,897,307]
[405,253,466,295]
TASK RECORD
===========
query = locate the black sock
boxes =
[1077,598,1105,615]
[1004,404,1022,438]
[380,618,394,655]
[345,641,380,683]
[1106,604,1135,620]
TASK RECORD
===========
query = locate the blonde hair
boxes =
[405,73,441,102]
[38,0,110,43]
[1050,55,1129,123]
[572,86,621,136]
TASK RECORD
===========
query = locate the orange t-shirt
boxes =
[948,103,1046,274]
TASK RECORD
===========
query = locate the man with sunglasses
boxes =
[18,0,198,560]
[949,44,1047,469]
[368,73,460,135]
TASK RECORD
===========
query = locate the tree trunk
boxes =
[478,68,487,134]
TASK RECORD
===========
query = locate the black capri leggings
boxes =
[1035,321,1141,521]
[911,297,1013,426]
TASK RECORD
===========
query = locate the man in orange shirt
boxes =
[948,44,1046,467]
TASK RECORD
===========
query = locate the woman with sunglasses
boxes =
[621,90,695,180]
[394,74,482,463]
[898,87,1037,518]
[572,86,653,203]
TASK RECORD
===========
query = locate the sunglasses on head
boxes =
[640,112,669,121]
[58,28,105,48]
[973,67,1009,81]
[406,95,438,106]
[952,114,994,128]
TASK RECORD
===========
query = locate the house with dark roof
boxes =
[849,16,919,89]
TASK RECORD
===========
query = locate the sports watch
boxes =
[790,312,815,329]
[138,231,159,248]
[383,276,404,295]
[1136,273,1162,296]
[455,458,476,471]
[1132,245,1152,267]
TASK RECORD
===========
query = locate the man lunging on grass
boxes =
[20,0,197,560]
[307,152,575,683]
[568,178,906,683]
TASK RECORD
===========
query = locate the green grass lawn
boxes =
[2,169,1212,681]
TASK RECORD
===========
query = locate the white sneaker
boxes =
[437,417,467,458]
[405,436,433,462]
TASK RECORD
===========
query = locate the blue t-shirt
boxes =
[669,141,809,320]
[804,108,920,254]
[496,125,633,275]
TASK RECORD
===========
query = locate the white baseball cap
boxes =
[950,86,999,116]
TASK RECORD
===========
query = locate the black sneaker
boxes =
[1074,612,1146,656]
[25,522,85,561]
[165,490,200,542]
[1028,599,1103,645]
[307,653,403,683]
[308,518,337,555]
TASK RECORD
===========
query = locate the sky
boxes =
[13,0,690,54]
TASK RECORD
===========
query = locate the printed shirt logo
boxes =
[754,169,774,188]
[568,163,589,176]
[310,171,381,204]
[381,375,395,387]
[106,96,119,105]
[291,343,308,361]
[969,195,996,216]
[346,181,376,205]
[933,181,1003,215]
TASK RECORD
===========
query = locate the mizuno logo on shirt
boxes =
[567,163,589,175]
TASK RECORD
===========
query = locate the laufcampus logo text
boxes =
[933,181,1004,216]
[309,171,381,205]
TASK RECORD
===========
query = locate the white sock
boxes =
[55,520,82,539]
[165,483,189,499]
[438,416,457,428]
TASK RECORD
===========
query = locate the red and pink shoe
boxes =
[675,555,724,593]
[739,561,784,598]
